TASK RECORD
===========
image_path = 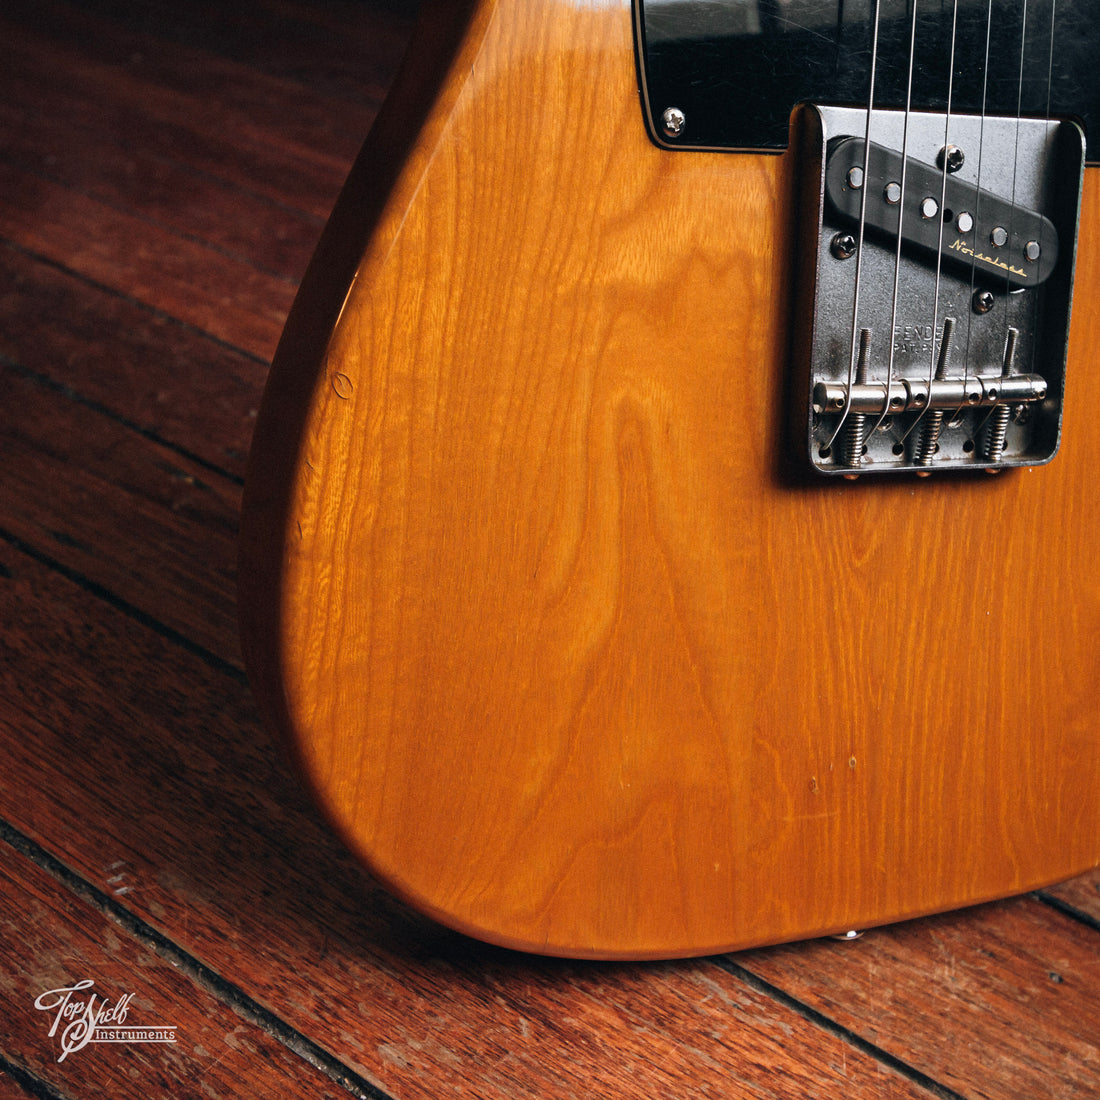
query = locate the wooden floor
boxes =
[1,1,1098,1096]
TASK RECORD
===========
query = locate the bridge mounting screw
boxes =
[972,289,995,314]
[661,107,686,138]
[939,145,965,173]
[831,232,857,260]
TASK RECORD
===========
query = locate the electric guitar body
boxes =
[239,0,1100,958]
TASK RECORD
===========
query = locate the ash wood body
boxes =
[239,0,1100,958]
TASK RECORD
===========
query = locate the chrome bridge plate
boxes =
[798,105,1084,476]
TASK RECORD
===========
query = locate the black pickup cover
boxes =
[824,137,1059,289]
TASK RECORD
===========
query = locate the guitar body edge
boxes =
[239,0,1100,959]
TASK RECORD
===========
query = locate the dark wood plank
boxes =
[30,0,419,109]
[0,840,364,1099]
[0,160,292,360]
[0,0,413,358]
[0,0,388,207]
[0,86,324,282]
[0,244,262,481]
[0,540,938,1100]
[0,360,241,663]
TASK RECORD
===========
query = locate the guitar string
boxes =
[1021,0,1058,415]
[953,0,1046,438]
[969,0,1034,444]
[824,0,885,455]
[897,0,963,449]
[1038,1,1059,355]
[1007,0,1054,439]
[1005,1,1032,416]
[863,0,927,444]
[1002,0,1029,362]
[954,0,997,427]
[924,0,963,437]
[1024,0,1059,407]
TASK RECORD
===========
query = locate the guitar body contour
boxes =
[239,0,1100,958]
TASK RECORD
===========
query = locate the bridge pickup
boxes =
[825,137,1059,289]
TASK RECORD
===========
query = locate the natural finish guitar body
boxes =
[239,0,1100,958]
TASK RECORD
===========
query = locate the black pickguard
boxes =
[636,0,1100,160]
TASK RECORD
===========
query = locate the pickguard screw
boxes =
[831,232,857,260]
[661,107,686,138]
[939,145,965,173]
[972,289,995,314]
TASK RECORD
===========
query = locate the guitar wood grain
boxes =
[239,0,1100,958]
